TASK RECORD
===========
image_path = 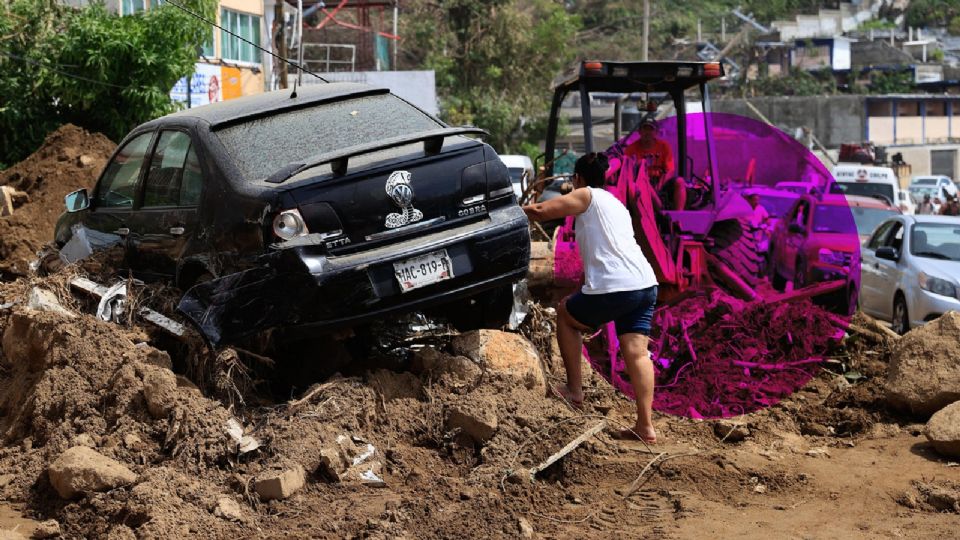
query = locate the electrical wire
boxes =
[162,0,328,83]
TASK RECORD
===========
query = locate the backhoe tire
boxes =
[708,218,765,288]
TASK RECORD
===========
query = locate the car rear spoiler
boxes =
[264,126,488,184]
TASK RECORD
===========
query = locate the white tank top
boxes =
[575,188,658,295]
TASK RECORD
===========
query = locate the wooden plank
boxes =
[528,420,607,479]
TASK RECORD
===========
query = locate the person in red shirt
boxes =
[623,118,684,211]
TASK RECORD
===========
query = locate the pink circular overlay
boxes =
[553,112,860,419]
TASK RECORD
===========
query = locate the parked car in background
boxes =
[909,184,952,213]
[769,193,861,314]
[859,215,960,334]
[774,181,821,195]
[896,188,917,215]
[910,175,958,199]
[499,154,534,199]
[55,83,530,344]
[845,194,902,244]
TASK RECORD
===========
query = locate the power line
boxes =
[162,0,328,83]
[0,50,129,89]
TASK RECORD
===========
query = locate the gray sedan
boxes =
[859,215,960,334]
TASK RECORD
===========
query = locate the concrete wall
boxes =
[712,95,865,148]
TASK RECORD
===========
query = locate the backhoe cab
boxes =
[544,60,758,299]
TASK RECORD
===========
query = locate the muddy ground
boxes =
[0,128,957,539]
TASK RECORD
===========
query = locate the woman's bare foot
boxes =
[551,384,584,410]
[614,424,657,443]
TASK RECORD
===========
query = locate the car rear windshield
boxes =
[834,182,895,204]
[851,207,898,236]
[812,204,856,234]
[911,223,960,261]
[215,94,443,181]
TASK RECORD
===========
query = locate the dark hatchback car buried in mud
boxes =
[55,83,530,345]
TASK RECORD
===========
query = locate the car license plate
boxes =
[394,250,454,292]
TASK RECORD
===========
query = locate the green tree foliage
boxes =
[400,0,580,154]
[905,0,960,28]
[0,0,215,166]
[745,69,838,97]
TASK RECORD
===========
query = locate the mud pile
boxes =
[0,279,615,537]
[0,125,115,278]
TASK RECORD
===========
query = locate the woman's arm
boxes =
[522,188,592,222]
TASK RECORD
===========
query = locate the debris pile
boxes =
[0,125,114,278]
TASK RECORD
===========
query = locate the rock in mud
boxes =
[254,465,305,501]
[713,420,750,442]
[25,288,75,318]
[451,330,545,391]
[48,446,137,499]
[30,520,60,539]
[142,367,178,419]
[886,313,960,416]
[924,400,960,458]
[213,497,243,522]
[447,399,499,443]
[518,517,534,538]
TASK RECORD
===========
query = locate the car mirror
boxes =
[788,223,806,234]
[64,189,90,213]
[876,246,898,261]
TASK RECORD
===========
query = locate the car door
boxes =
[860,219,896,316]
[872,220,905,320]
[127,130,203,282]
[85,131,156,271]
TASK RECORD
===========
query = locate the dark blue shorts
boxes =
[564,285,658,336]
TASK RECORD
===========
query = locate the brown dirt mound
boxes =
[0,125,115,278]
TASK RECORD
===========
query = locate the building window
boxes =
[122,0,162,15]
[201,28,215,58]
[221,9,261,64]
[122,0,146,14]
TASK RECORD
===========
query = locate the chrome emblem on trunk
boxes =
[385,170,423,228]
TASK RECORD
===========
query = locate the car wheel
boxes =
[892,294,909,335]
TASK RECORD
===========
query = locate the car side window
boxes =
[868,221,895,250]
[884,222,905,252]
[143,131,201,207]
[180,144,202,207]
[96,132,154,208]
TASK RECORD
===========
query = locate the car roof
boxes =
[908,215,960,225]
[844,194,899,210]
[148,82,390,129]
[742,186,799,197]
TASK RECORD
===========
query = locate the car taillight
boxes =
[273,209,309,240]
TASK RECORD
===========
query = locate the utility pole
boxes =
[642,0,650,61]
[697,19,702,43]
[721,18,726,42]
[275,1,288,89]
[393,1,399,70]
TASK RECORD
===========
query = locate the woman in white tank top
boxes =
[523,153,660,443]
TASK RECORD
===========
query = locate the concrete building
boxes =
[98,0,268,106]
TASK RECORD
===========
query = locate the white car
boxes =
[499,154,534,199]
[911,175,958,199]
[859,215,960,334]
[774,181,821,195]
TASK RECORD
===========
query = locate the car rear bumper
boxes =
[909,288,960,328]
[178,205,530,345]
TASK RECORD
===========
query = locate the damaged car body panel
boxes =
[55,83,531,346]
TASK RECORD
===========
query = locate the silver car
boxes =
[860,215,960,334]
